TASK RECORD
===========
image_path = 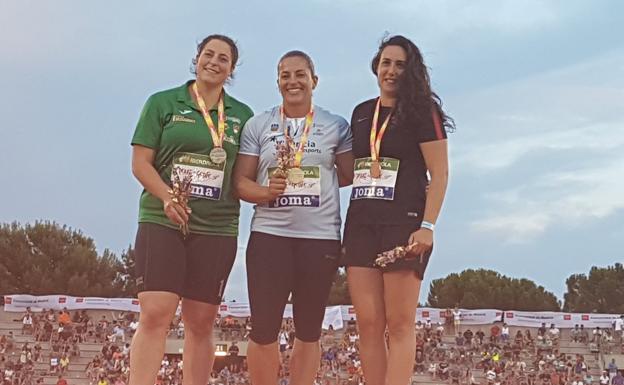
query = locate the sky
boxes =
[1,0,623,306]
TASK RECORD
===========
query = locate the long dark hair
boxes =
[371,35,455,132]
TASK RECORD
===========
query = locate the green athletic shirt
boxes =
[131,80,254,236]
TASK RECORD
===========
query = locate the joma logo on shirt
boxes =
[273,196,313,207]
[191,185,217,198]
[270,195,319,208]
[352,186,387,199]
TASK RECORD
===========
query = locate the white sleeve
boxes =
[336,116,352,155]
[238,116,261,156]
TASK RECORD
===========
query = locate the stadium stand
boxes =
[1,307,622,385]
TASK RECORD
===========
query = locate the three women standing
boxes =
[131,33,451,385]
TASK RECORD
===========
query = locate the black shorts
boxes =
[341,221,431,279]
[134,223,237,304]
[246,232,340,345]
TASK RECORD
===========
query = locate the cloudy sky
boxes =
[1,0,622,305]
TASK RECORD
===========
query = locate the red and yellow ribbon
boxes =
[369,98,393,161]
[192,82,226,148]
[280,104,315,167]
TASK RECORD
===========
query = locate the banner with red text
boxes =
[504,310,619,329]
[4,295,620,329]
[3,295,139,312]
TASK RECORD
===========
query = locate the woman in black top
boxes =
[342,35,453,385]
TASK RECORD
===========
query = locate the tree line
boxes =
[1,221,622,313]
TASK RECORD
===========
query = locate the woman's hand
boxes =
[407,228,433,260]
[234,154,288,204]
[163,199,190,226]
[266,171,287,200]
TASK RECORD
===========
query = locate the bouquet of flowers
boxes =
[168,166,193,237]
[374,243,420,267]
[274,136,296,177]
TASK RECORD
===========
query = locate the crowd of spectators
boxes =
[84,342,130,385]
[170,314,251,342]
[201,318,624,385]
[2,308,624,385]
[15,308,137,346]
[1,307,138,385]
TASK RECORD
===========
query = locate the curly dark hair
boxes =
[371,35,455,132]
[191,34,239,80]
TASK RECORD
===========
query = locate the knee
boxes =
[249,329,278,345]
[182,309,217,337]
[137,306,174,333]
[386,315,415,339]
[355,315,386,337]
[249,313,282,345]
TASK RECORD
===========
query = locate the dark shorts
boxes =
[341,221,431,279]
[246,232,340,344]
[134,223,237,304]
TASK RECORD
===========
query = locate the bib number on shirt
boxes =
[172,152,225,201]
[268,166,321,208]
[351,157,399,201]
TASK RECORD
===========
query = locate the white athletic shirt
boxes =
[239,105,352,240]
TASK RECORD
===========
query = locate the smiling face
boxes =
[195,38,234,87]
[277,56,318,108]
[376,45,407,99]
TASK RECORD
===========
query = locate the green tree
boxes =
[327,268,351,305]
[0,221,124,296]
[426,269,560,311]
[118,245,139,297]
[563,263,624,313]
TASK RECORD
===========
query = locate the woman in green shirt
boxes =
[130,34,253,385]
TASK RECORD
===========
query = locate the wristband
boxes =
[420,221,435,232]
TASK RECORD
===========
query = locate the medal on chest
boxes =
[192,82,227,164]
[275,105,315,186]
[369,98,393,178]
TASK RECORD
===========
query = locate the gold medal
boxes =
[209,147,227,164]
[276,105,315,181]
[287,167,305,185]
[370,161,382,178]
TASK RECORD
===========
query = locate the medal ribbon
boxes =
[192,82,226,148]
[280,104,315,167]
[369,98,393,161]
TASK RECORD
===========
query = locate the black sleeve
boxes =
[418,108,448,143]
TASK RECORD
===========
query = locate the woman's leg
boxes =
[181,233,237,385]
[130,224,187,385]
[181,299,218,385]
[289,339,321,385]
[290,238,340,385]
[347,267,387,385]
[246,232,293,385]
[129,291,179,385]
[383,270,421,385]
[247,341,281,385]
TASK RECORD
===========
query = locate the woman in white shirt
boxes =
[600,371,610,385]
[501,324,510,343]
